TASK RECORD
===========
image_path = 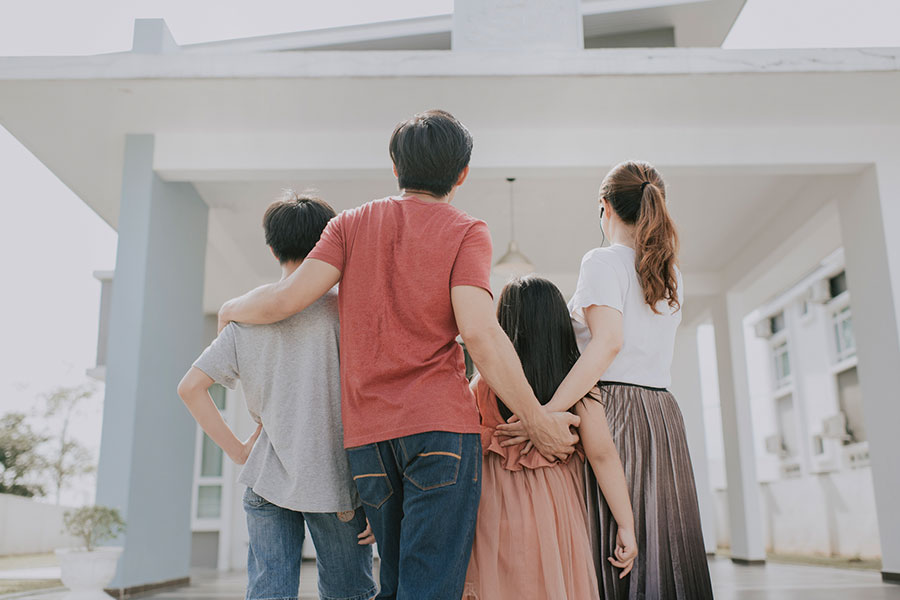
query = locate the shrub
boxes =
[63,506,125,551]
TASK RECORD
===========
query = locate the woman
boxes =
[499,160,713,599]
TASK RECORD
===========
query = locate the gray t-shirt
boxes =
[193,287,359,512]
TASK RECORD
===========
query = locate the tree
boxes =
[0,412,48,497]
[43,384,98,504]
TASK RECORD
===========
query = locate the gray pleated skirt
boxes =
[584,382,714,600]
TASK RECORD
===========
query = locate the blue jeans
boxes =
[243,488,377,600]
[347,431,482,600]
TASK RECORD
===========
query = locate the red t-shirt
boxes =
[307,195,493,447]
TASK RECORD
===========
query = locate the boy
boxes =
[177,193,376,600]
[217,110,579,599]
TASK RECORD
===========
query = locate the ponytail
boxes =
[635,183,680,314]
[600,160,680,314]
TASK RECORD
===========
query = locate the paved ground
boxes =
[4,557,900,599]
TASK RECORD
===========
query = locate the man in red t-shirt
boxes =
[219,110,579,599]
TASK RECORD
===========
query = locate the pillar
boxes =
[837,163,900,583]
[95,134,208,592]
[452,0,584,51]
[670,326,718,554]
[710,294,767,563]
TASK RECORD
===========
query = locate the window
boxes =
[770,312,786,334]
[773,342,791,388]
[832,306,856,362]
[775,393,798,458]
[829,271,848,298]
[836,367,866,444]
[196,485,222,519]
[193,384,228,522]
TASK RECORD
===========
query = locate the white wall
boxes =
[0,494,80,554]
[760,468,881,559]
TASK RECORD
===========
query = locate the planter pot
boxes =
[55,546,123,600]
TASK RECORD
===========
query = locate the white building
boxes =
[2,0,900,592]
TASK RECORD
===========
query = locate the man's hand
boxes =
[523,409,580,461]
[229,423,262,465]
[357,519,376,545]
[609,527,637,578]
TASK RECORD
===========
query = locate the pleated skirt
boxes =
[585,383,714,600]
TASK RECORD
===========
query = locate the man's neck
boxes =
[400,188,453,204]
[280,259,303,281]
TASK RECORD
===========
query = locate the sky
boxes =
[0,0,898,506]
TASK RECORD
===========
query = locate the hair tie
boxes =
[640,181,651,192]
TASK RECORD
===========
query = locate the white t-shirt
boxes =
[568,244,683,389]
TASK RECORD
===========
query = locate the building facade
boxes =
[3,0,900,591]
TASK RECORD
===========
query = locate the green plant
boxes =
[0,412,48,497]
[62,506,125,551]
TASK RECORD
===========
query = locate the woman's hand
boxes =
[608,527,637,578]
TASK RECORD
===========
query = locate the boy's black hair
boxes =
[389,109,473,198]
[263,191,336,264]
[495,276,582,422]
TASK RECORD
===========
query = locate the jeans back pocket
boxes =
[401,432,463,491]
[347,444,394,510]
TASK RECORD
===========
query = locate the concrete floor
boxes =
[11,557,900,600]
[157,558,900,600]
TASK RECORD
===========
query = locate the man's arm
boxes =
[177,367,261,465]
[218,259,341,332]
[451,285,580,460]
[497,304,623,446]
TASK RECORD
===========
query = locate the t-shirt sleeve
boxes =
[193,324,240,390]
[306,211,346,272]
[450,221,493,296]
[569,249,627,327]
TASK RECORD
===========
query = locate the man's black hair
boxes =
[262,191,336,264]
[389,109,473,197]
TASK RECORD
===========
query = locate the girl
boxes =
[464,276,637,600]
[500,160,713,599]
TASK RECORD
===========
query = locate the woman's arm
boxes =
[575,398,637,577]
[546,304,623,412]
[497,304,622,445]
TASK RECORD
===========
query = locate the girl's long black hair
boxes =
[495,276,581,421]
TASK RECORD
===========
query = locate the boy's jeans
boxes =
[347,431,482,600]
[243,488,377,600]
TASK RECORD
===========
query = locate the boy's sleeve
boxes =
[307,211,347,273]
[569,249,627,327]
[450,221,494,296]
[193,324,240,390]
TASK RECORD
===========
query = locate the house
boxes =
[1,0,899,592]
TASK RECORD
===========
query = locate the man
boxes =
[218,110,579,599]
[179,193,377,600]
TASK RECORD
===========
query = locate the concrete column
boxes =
[710,294,767,563]
[837,164,900,583]
[670,326,718,554]
[452,0,583,51]
[95,134,208,592]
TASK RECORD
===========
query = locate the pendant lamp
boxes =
[493,177,535,278]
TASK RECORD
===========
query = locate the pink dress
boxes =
[463,378,600,600]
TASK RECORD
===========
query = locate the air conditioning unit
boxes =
[754,320,773,339]
[765,434,785,455]
[822,413,850,440]
[807,279,831,304]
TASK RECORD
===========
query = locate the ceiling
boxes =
[195,169,834,310]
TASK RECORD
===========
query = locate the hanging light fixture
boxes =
[493,177,535,278]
